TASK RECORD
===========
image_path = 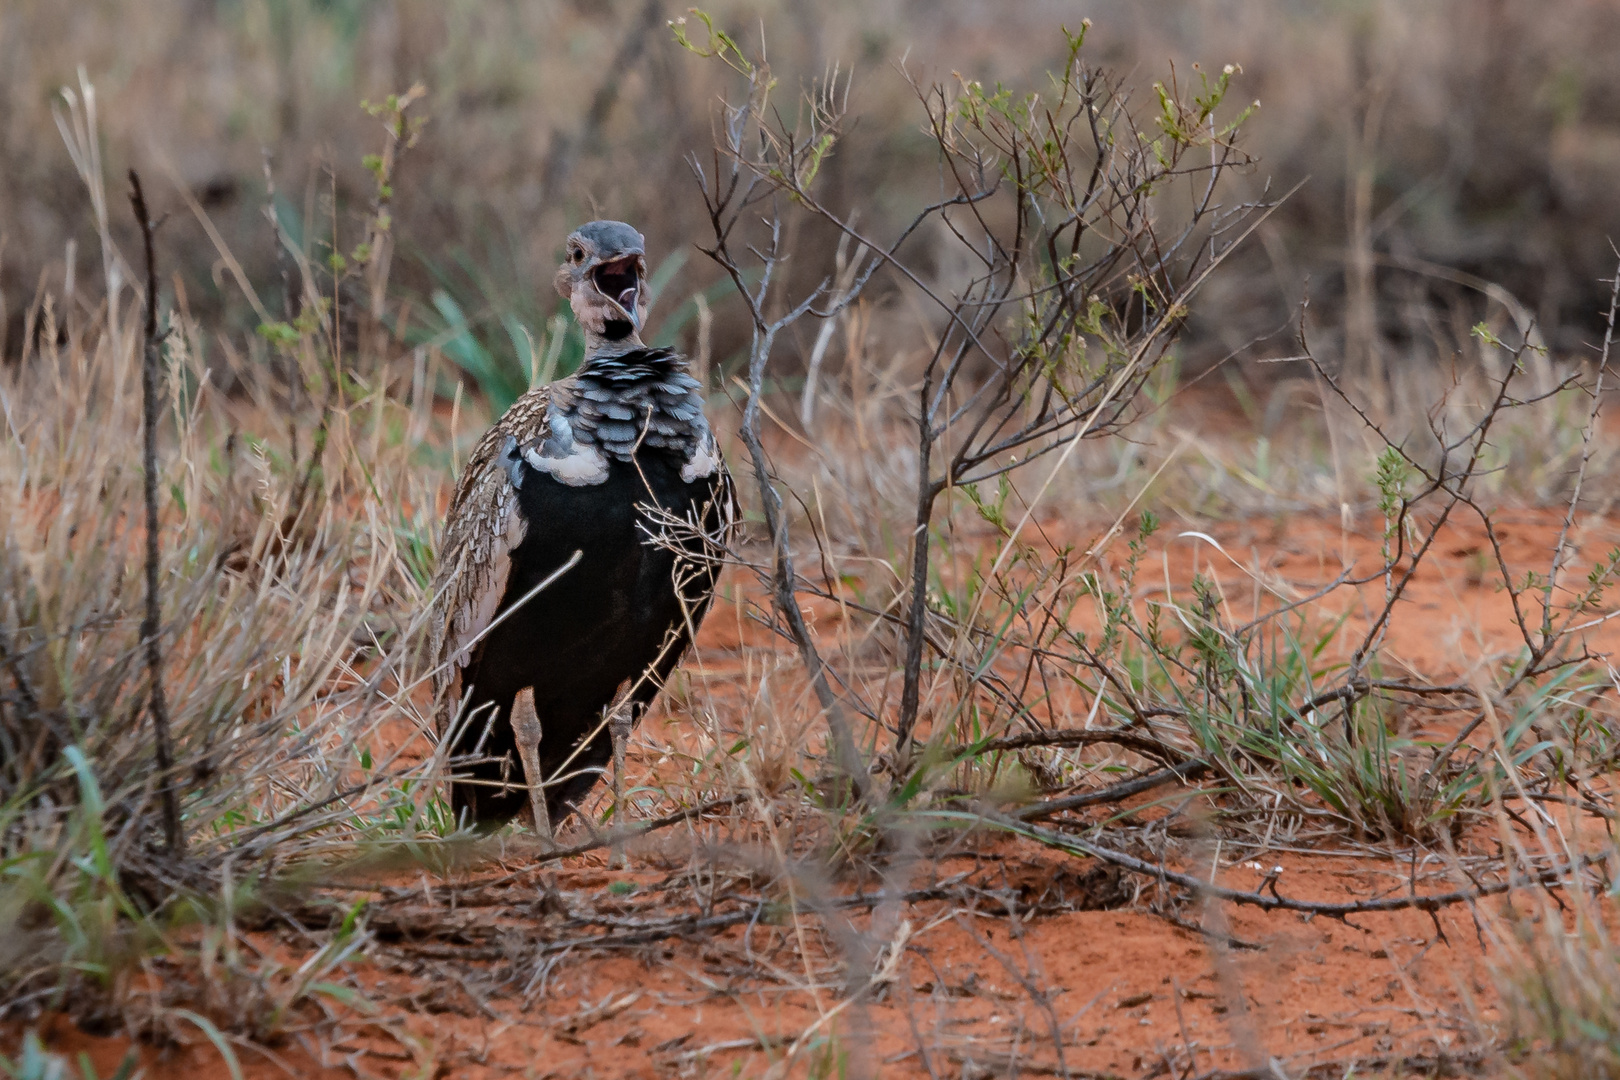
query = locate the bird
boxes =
[428,220,737,834]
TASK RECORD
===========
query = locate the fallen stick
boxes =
[1015,761,1210,822]
[977,809,1598,919]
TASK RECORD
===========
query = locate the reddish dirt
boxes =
[7,851,1513,1078]
[10,507,1619,1078]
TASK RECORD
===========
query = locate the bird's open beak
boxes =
[589,254,645,330]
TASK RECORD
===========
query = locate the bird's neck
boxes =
[580,324,645,356]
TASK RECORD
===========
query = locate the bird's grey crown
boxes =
[572,220,645,256]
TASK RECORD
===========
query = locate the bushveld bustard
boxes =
[429,221,737,834]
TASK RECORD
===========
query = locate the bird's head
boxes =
[553,220,649,350]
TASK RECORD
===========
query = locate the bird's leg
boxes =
[609,702,635,869]
[510,687,552,848]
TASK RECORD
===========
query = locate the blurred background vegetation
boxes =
[4,0,1620,399]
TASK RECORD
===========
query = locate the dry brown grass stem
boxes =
[127,168,182,857]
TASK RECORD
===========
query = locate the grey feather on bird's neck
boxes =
[566,346,707,463]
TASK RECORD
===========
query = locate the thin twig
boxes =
[127,169,183,857]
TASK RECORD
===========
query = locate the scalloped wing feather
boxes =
[428,383,559,734]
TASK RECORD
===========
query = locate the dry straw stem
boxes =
[127,168,182,857]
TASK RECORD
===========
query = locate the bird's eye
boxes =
[572,248,584,263]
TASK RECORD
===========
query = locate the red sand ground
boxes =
[12,506,1620,1078]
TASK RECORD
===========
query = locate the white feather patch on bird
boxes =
[523,441,610,486]
[680,434,722,482]
[680,437,721,482]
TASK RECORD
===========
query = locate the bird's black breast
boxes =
[482,454,719,714]
[451,450,724,824]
